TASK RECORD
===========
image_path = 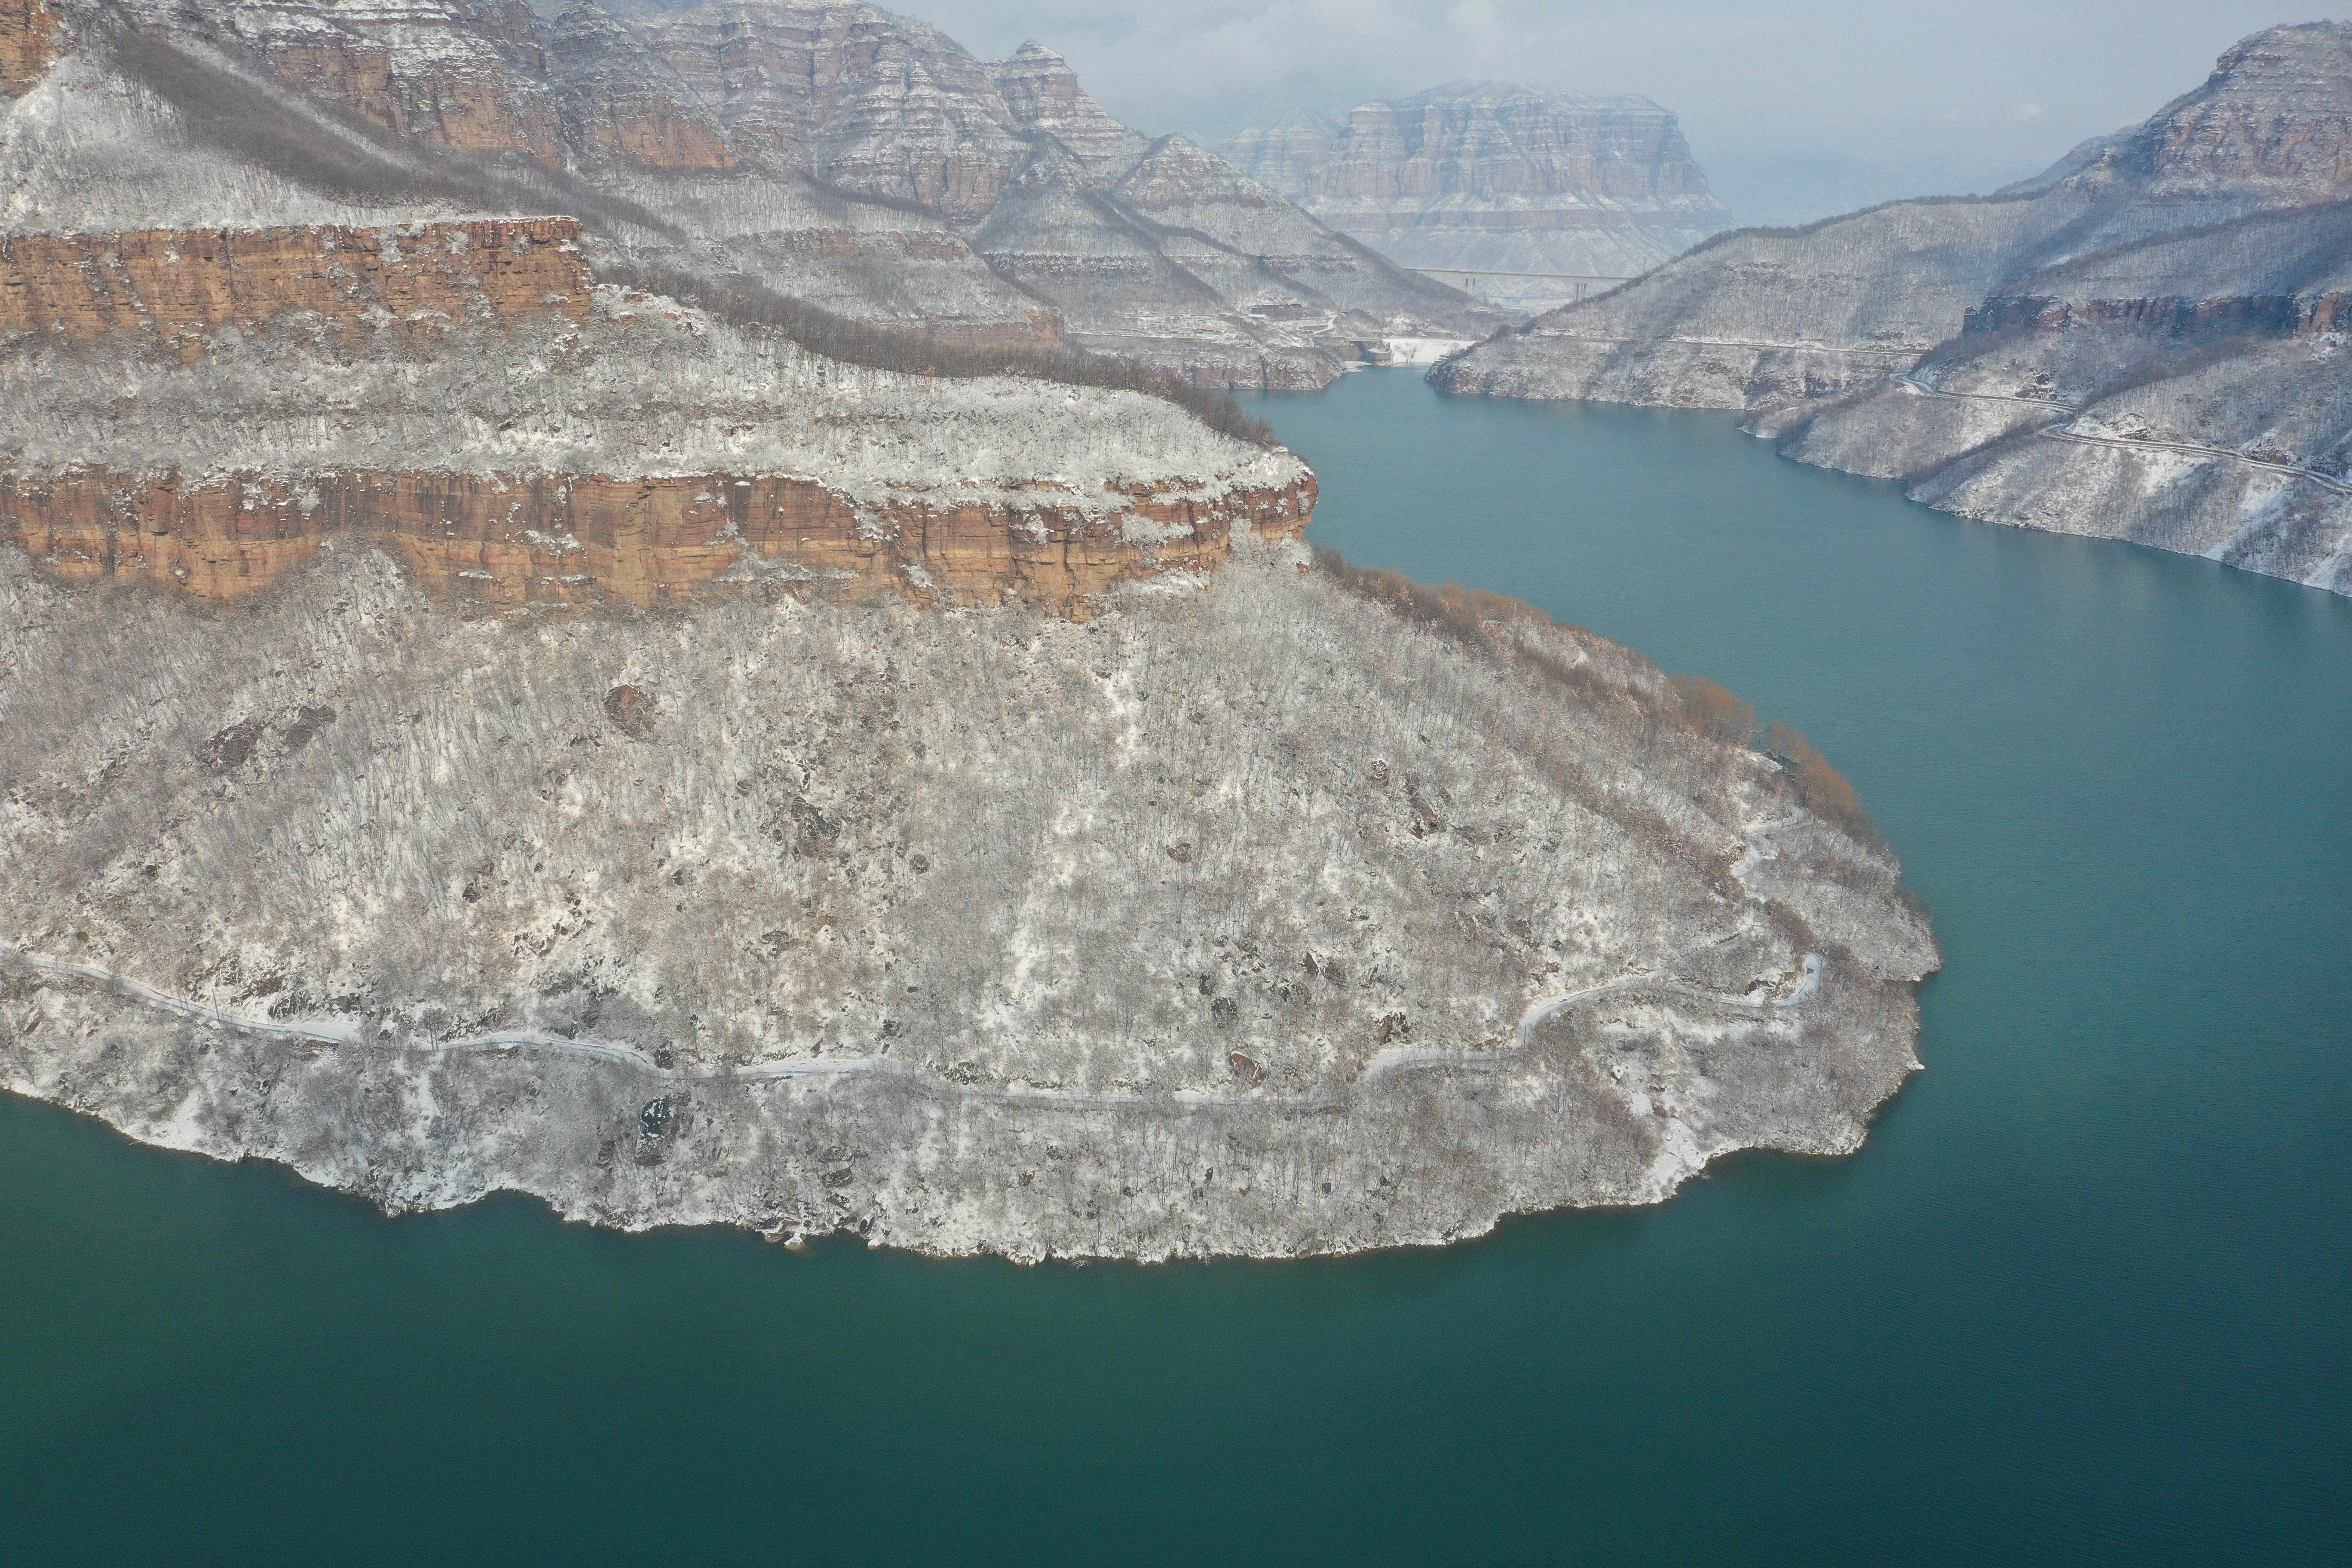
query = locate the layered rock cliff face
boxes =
[542,0,733,172]
[593,13,1495,383]
[0,216,591,352]
[0,552,1935,1260]
[6,0,1493,384]
[0,5,1323,609]
[1224,83,1730,311]
[0,0,1934,1261]
[2,0,64,98]
[1436,24,2352,596]
[625,1,1031,218]
[985,37,1148,177]
[0,218,1310,615]
[1,457,1309,612]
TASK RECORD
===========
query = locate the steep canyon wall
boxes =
[1224,83,1730,306]
[0,214,1311,615]
[0,217,591,352]
[0,465,1311,615]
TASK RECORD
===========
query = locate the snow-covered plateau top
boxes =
[0,286,1306,515]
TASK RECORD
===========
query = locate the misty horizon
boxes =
[592,0,2320,225]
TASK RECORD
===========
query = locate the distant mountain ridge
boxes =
[1223,80,1730,307]
[0,0,1495,386]
[1435,22,2352,596]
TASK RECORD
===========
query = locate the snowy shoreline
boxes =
[0,558,1932,1260]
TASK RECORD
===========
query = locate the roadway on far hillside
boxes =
[1894,377,2352,496]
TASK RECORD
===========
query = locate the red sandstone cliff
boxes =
[26,0,1488,381]
[0,218,591,355]
[2,7,1331,590]
[2,0,63,98]
[0,464,1312,616]
[199,0,562,162]
[0,215,1312,617]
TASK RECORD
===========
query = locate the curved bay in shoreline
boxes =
[0,545,1933,1260]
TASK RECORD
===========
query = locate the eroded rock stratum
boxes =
[0,214,1311,616]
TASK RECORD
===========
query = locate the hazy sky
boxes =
[910,1,2311,220]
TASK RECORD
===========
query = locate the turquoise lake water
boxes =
[3,370,2346,1564]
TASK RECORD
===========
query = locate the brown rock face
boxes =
[0,211,1302,617]
[1,0,63,99]
[0,218,592,355]
[0,466,1314,618]
[543,0,737,172]
[213,0,563,162]
[2130,23,2352,199]
[0,209,1297,616]
[42,2,1482,377]
[601,682,657,737]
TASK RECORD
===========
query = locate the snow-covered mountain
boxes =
[1225,82,1730,312]
[0,0,1495,385]
[1436,23,2352,596]
[0,0,1932,1262]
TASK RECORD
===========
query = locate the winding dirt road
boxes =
[4,816,1822,1116]
[1893,376,2352,496]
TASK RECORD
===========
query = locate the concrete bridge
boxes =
[1407,266,1635,306]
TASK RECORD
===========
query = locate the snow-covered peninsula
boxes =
[1,549,1934,1259]
[0,0,1935,1259]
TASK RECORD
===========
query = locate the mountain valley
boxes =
[1433,23,2352,595]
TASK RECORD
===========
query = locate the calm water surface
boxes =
[4,371,2346,1564]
